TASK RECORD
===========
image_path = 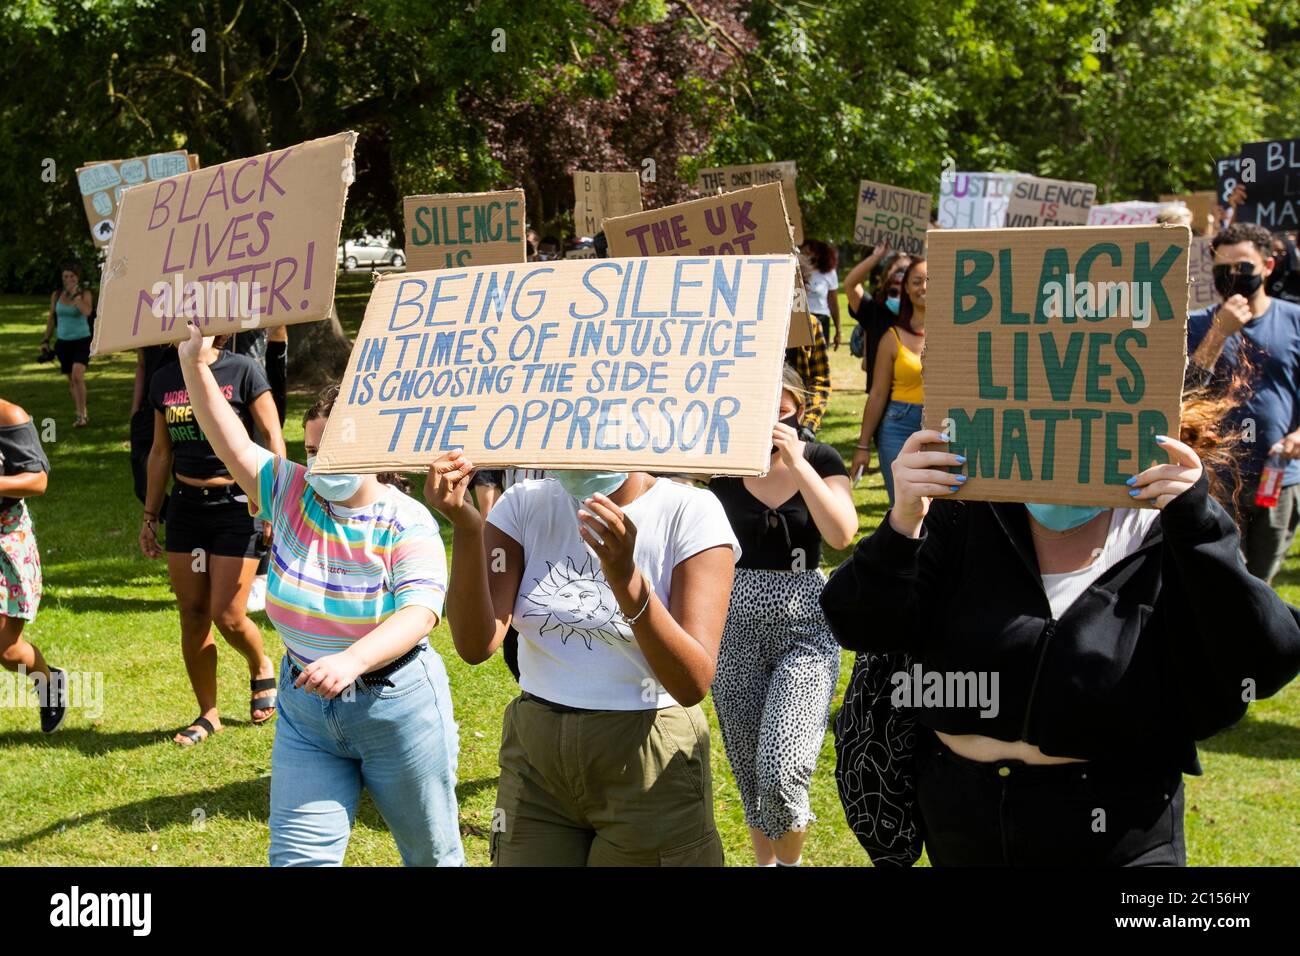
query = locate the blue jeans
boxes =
[268,643,465,866]
[877,400,924,505]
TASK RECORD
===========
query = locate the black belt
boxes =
[171,481,244,501]
[520,691,601,714]
[288,644,424,690]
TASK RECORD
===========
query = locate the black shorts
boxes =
[55,336,92,375]
[164,483,261,559]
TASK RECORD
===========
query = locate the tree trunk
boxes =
[288,312,353,391]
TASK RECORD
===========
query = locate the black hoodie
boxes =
[820,476,1300,774]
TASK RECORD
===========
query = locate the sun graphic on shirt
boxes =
[521,555,634,650]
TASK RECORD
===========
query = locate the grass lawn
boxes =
[1,273,1297,866]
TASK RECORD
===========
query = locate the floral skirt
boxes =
[0,501,42,621]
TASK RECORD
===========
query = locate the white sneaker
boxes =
[247,574,268,613]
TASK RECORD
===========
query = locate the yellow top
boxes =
[890,327,925,404]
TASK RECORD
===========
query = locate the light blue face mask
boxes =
[553,470,628,501]
[885,295,901,315]
[305,455,365,502]
[1025,502,1107,532]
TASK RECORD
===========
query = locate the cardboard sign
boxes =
[697,162,803,245]
[1087,201,1164,226]
[853,180,930,253]
[92,133,354,354]
[1159,191,1216,235]
[573,172,642,237]
[311,255,797,476]
[1187,235,1218,311]
[1231,138,1300,231]
[77,151,195,248]
[937,172,1020,228]
[403,190,526,273]
[922,225,1190,507]
[1004,176,1096,227]
[604,182,811,347]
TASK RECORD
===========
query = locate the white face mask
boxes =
[552,470,628,501]
[305,455,365,502]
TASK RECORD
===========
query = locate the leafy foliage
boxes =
[0,0,1297,291]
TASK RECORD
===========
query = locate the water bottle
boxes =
[1255,448,1286,508]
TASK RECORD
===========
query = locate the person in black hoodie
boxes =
[820,403,1300,866]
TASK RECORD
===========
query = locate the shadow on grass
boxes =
[0,776,503,855]
[1199,717,1300,760]
[0,726,165,755]
[41,595,178,615]
[0,776,274,853]
[0,714,270,754]
[456,776,498,803]
[0,769,499,855]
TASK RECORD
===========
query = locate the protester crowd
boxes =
[4,197,1300,869]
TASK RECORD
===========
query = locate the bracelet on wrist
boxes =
[855,443,871,452]
[621,573,653,625]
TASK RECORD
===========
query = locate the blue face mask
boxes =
[305,455,366,502]
[553,470,628,501]
[885,295,901,315]
[1025,502,1107,531]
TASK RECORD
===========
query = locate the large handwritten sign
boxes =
[92,132,355,354]
[312,256,797,475]
[922,225,1190,507]
[603,182,811,347]
[77,151,197,248]
[853,180,930,253]
[938,172,1020,229]
[697,161,803,245]
[403,190,526,272]
[1232,138,1300,230]
[1004,175,1096,227]
[573,172,642,236]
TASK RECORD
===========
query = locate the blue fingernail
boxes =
[1125,476,1137,486]
[955,455,967,464]
[1155,435,1169,444]
[956,474,968,482]
[1128,488,1140,496]
[939,433,951,442]
[950,485,960,492]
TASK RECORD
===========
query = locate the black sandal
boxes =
[251,677,278,724]
[174,715,216,746]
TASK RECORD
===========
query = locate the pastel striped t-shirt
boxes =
[253,447,447,665]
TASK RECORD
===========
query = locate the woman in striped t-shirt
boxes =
[173,323,463,867]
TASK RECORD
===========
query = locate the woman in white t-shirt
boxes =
[426,461,739,866]
[801,239,841,349]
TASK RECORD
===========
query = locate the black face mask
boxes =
[772,414,801,455]
[1213,263,1264,298]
